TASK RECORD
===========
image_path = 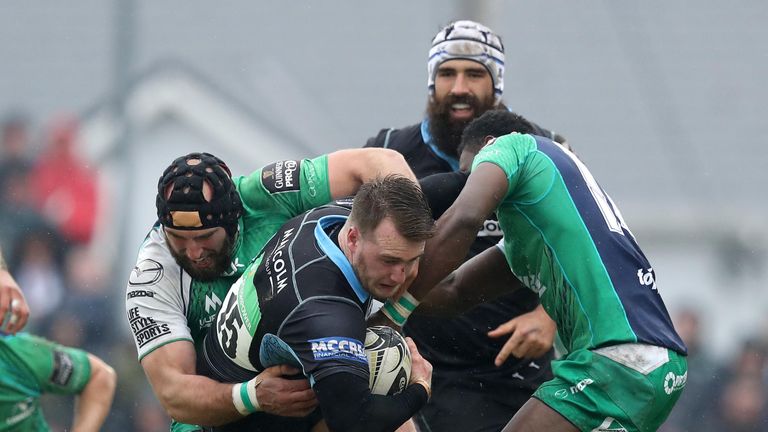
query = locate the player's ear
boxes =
[347,226,361,252]
[483,135,495,145]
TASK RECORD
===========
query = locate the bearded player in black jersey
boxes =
[366,20,567,432]
[197,176,435,432]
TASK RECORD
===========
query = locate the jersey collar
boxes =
[314,215,369,303]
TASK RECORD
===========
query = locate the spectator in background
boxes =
[0,113,55,257]
[12,231,66,333]
[0,112,34,184]
[661,307,720,431]
[0,163,55,254]
[704,374,767,432]
[701,339,768,432]
[58,245,114,351]
[731,339,768,379]
[30,114,99,245]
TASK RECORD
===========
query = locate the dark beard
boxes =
[169,234,235,281]
[427,93,496,158]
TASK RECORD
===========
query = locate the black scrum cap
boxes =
[156,152,243,234]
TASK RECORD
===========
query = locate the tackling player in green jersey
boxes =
[386,110,687,432]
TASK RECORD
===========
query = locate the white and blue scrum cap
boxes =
[427,20,505,103]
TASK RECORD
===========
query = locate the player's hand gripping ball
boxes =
[365,326,412,395]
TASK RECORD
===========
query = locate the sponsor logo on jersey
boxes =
[571,377,594,394]
[222,256,246,277]
[310,336,367,363]
[663,371,687,395]
[305,161,318,197]
[127,289,155,299]
[129,259,164,286]
[477,219,503,237]
[128,306,172,347]
[637,267,657,290]
[261,160,301,194]
[554,377,594,399]
[51,350,74,386]
[198,314,216,330]
[266,228,295,298]
[591,417,628,432]
[204,292,223,315]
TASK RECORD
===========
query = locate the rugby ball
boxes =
[365,326,412,395]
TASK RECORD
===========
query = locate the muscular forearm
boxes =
[408,164,507,301]
[143,341,317,425]
[407,206,482,300]
[414,272,465,317]
[327,149,417,199]
[142,341,245,425]
[360,148,417,184]
[72,355,117,432]
[153,372,241,424]
[417,246,519,316]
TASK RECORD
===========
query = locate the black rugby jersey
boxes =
[366,119,554,389]
[198,202,428,431]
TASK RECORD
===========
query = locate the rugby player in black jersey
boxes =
[197,176,435,432]
[366,20,566,432]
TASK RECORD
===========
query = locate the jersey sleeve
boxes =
[236,155,333,217]
[364,128,391,148]
[126,226,193,361]
[279,297,369,384]
[472,133,537,200]
[9,333,92,395]
[313,372,429,432]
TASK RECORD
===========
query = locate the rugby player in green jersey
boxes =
[382,110,688,432]
[126,149,417,430]
[0,332,117,431]
[1,246,117,431]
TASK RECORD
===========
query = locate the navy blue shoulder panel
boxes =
[532,136,686,354]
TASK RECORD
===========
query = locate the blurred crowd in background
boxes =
[2,111,767,431]
[0,112,170,430]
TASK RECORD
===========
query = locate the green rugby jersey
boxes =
[472,134,686,355]
[126,156,332,361]
[0,333,91,431]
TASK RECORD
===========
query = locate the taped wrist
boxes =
[232,376,263,416]
[381,292,420,326]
